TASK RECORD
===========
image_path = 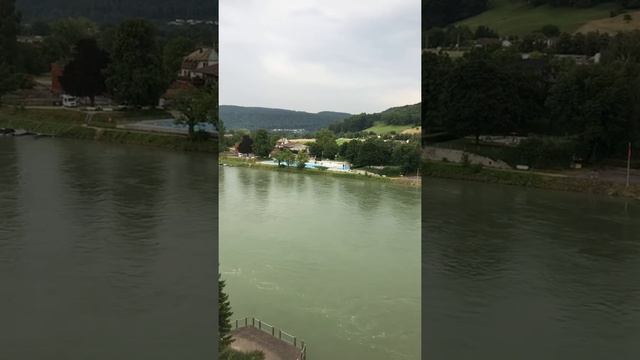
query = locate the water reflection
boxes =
[423,178,640,359]
[0,139,22,265]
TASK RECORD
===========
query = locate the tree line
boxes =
[16,0,217,23]
[424,0,640,29]
[424,32,640,163]
[329,103,420,134]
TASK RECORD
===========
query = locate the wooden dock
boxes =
[230,317,306,360]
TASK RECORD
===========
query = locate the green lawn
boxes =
[457,0,618,35]
[364,122,415,135]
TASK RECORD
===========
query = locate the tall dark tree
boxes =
[162,36,194,83]
[218,274,234,352]
[173,85,217,137]
[0,0,21,99]
[252,129,273,157]
[0,0,20,65]
[105,19,165,106]
[237,135,254,154]
[59,38,109,106]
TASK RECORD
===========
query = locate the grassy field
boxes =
[577,10,640,33]
[457,0,618,35]
[364,122,416,135]
[423,160,640,199]
[0,107,217,153]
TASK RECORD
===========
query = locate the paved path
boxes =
[231,327,302,360]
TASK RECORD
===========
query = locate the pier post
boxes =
[294,337,297,347]
[258,320,261,330]
[235,320,238,329]
[279,329,282,339]
[252,317,255,327]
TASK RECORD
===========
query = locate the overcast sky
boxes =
[220,0,421,114]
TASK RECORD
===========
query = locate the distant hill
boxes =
[329,103,421,134]
[456,0,638,35]
[219,105,351,132]
[15,0,218,22]
[457,0,618,36]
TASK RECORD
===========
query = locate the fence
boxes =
[233,317,307,360]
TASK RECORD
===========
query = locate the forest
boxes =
[424,0,640,29]
[15,0,217,22]
[219,106,351,132]
[423,31,640,165]
[328,104,421,134]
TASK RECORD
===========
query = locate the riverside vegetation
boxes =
[423,1,640,198]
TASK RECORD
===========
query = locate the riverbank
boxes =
[220,155,421,187]
[423,160,640,200]
[0,107,217,153]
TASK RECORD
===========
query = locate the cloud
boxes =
[220,0,420,114]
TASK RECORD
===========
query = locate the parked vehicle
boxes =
[61,95,79,107]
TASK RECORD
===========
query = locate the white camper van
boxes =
[61,95,79,107]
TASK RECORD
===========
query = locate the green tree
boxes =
[46,17,98,62]
[540,24,560,38]
[105,19,165,106]
[273,149,294,166]
[162,36,194,83]
[252,129,273,157]
[295,151,310,169]
[313,129,339,159]
[237,135,254,154]
[0,0,19,63]
[0,0,20,99]
[392,143,421,175]
[59,38,109,106]
[219,274,233,352]
[173,86,217,137]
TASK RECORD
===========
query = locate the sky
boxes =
[220,0,421,114]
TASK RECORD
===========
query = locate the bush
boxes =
[516,137,577,169]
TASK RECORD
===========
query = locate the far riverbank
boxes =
[220,155,421,187]
[0,107,217,153]
[423,160,640,201]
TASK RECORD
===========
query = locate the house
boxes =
[17,35,43,44]
[273,138,309,154]
[554,54,591,65]
[180,47,218,81]
[190,63,218,86]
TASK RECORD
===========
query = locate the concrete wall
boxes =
[424,146,512,170]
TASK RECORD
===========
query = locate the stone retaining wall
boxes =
[424,146,512,169]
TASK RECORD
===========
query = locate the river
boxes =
[219,166,421,360]
[0,137,217,359]
[423,178,640,359]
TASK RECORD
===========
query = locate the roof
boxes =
[183,48,218,65]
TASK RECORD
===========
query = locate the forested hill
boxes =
[425,0,639,31]
[15,0,218,22]
[219,106,351,132]
[329,103,421,134]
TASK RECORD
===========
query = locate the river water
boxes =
[423,178,640,360]
[220,166,421,360]
[0,137,218,359]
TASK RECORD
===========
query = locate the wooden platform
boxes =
[231,327,303,360]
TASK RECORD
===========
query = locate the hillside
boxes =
[219,105,350,132]
[329,103,421,134]
[15,0,218,22]
[577,10,640,33]
[456,0,618,35]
